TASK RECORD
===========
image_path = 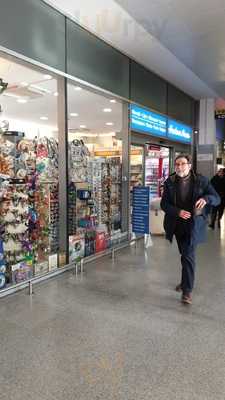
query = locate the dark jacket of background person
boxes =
[210,173,225,200]
[160,171,220,245]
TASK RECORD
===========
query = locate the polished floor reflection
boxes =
[1,227,225,400]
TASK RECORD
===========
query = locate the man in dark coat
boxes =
[160,154,220,305]
[209,168,225,229]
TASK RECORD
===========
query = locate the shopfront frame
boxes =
[0,48,131,297]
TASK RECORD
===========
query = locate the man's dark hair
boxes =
[175,153,192,164]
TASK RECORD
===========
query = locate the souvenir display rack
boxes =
[0,133,59,288]
[145,157,159,198]
[68,139,122,258]
[130,164,143,191]
[0,131,124,290]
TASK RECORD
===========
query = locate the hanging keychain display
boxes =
[0,240,6,289]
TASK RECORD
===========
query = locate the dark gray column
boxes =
[57,77,68,264]
[120,102,130,235]
[197,98,216,178]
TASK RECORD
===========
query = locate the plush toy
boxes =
[0,154,10,175]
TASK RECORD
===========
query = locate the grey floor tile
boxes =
[1,227,225,399]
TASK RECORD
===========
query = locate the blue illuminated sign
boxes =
[130,105,167,138]
[130,104,192,144]
[168,119,192,143]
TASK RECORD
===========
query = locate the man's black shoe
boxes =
[175,283,182,292]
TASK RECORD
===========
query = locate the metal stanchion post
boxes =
[80,259,84,274]
[29,281,33,296]
[74,262,78,276]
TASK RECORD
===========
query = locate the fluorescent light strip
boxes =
[3,93,21,99]
[98,132,116,137]
[17,99,28,104]
[70,132,97,137]
[29,84,52,94]
[44,74,52,80]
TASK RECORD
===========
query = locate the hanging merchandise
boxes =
[0,240,6,289]
[69,139,90,183]
[0,132,60,288]
[33,136,59,273]
[0,181,34,284]
[88,158,122,236]
[84,230,96,257]
[68,182,77,235]
[75,184,96,231]
[36,137,58,182]
[49,183,59,254]
[145,146,170,199]
[68,133,123,257]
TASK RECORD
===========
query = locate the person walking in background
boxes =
[160,154,220,305]
[209,168,225,229]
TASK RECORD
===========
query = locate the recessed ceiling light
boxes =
[17,98,28,104]
[74,86,82,91]
[54,92,59,97]
[44,74,52,80]
[99,132,116,137]
[70,113,79,117]
[106,122,114,126]
[110,99,116,103]
[40,116,48,120]
[103,108,112,112]
[80,124,86,128]
[3,93,20,99]
[20,82,29,87]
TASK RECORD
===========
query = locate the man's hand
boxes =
[179,210,192,219]
[195,198,207,209]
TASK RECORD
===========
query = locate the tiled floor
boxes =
[1,228,225,399]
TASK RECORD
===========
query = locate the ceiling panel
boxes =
[43,0,217,99]
[115,0,225,98]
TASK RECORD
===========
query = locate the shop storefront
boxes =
[0,0,198,296]
[0,22,196,297]
[0,52,128,294]
[67,81,127,263]
[215,118,225,169]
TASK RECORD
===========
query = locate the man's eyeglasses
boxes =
[175,162,189,167]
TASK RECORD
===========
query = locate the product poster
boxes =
[69,235,85,263]
[49,254,58,271]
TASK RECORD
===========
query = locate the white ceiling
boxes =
[115,0,225,99]
[0,55,122,135]
[43,0,220,100]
